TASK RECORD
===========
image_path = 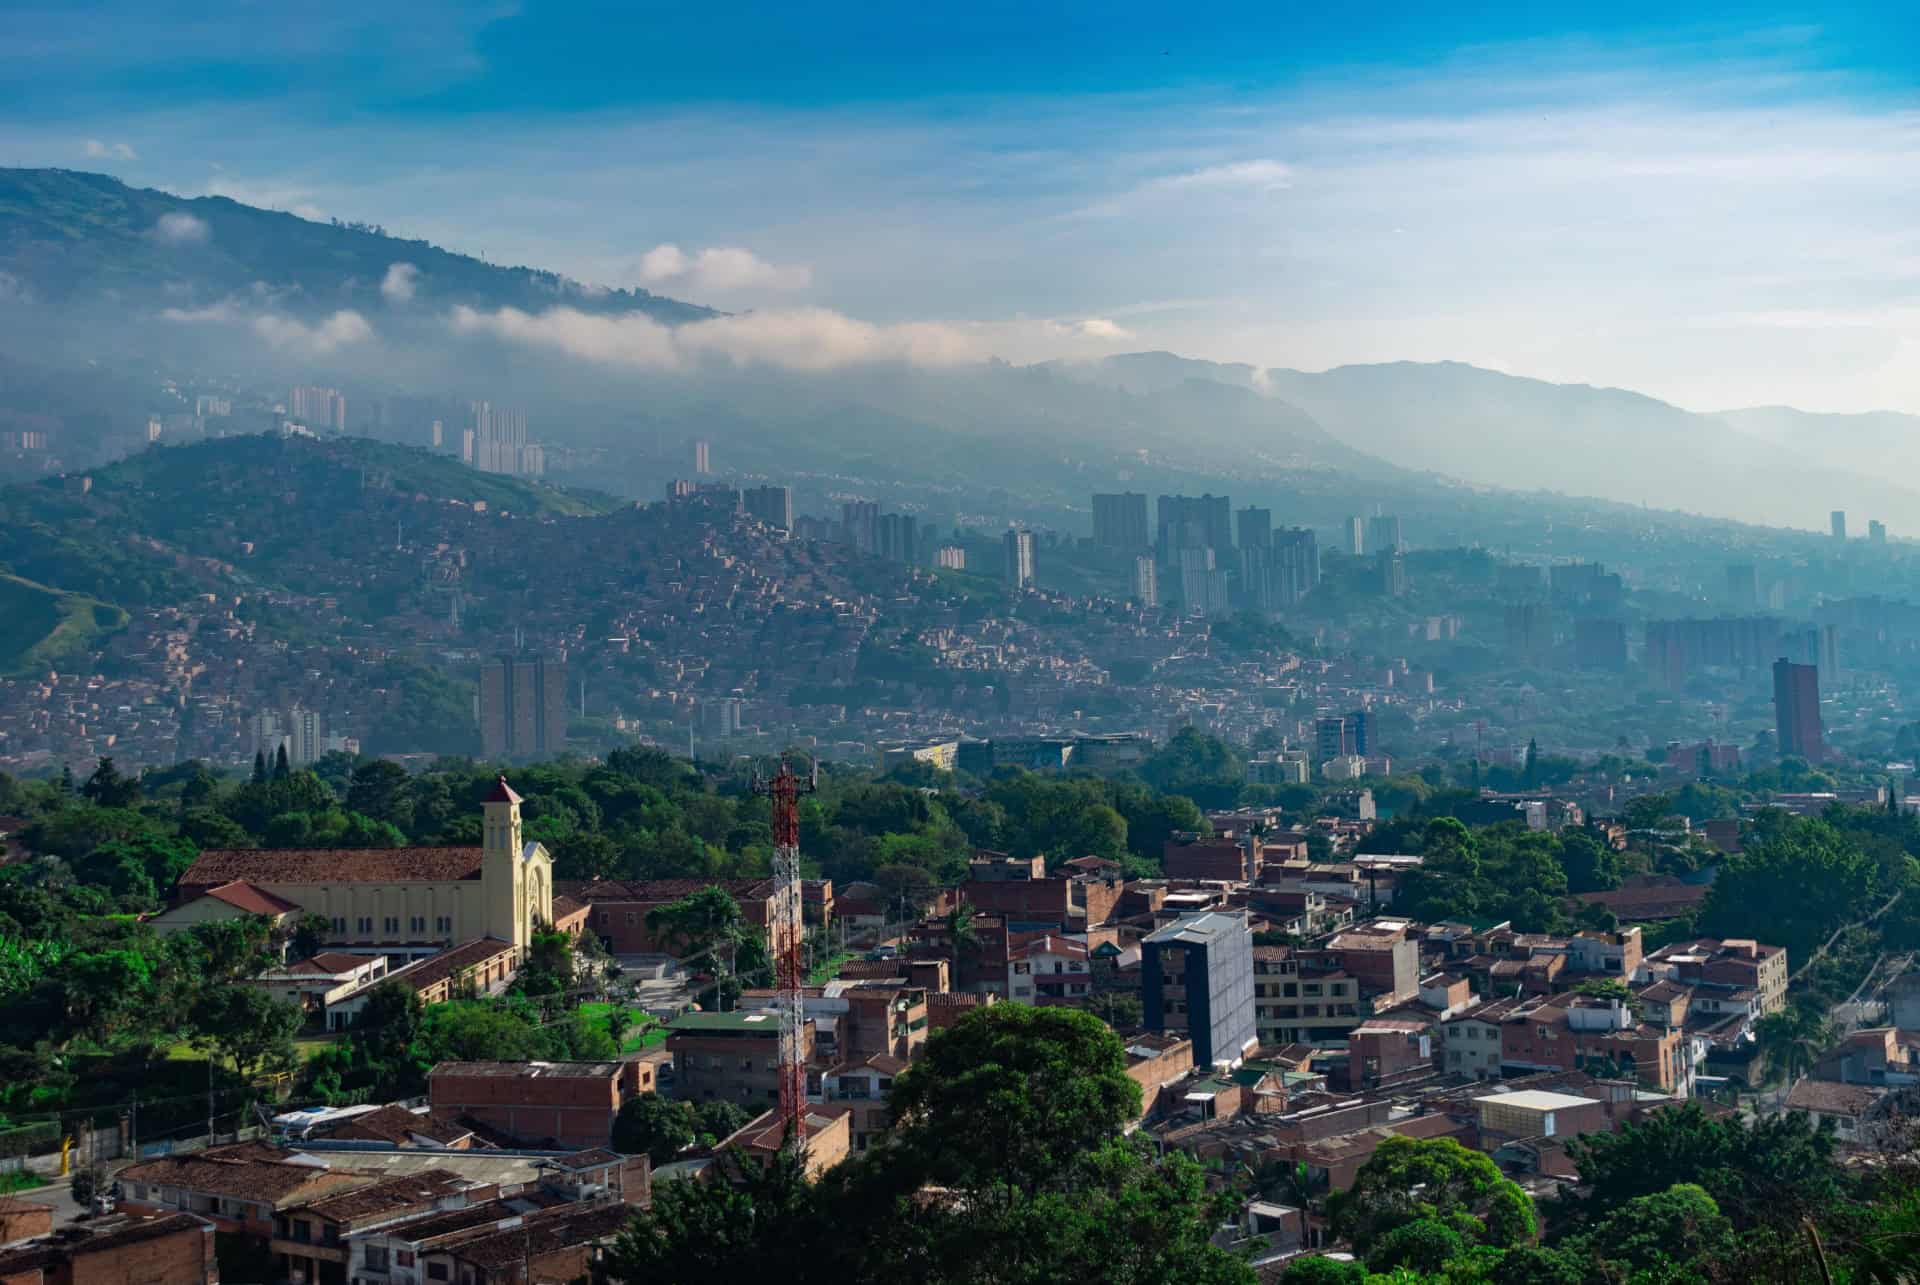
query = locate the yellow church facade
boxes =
[161,777,552,959]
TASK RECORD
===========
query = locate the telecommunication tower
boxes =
[755,757,816,1139]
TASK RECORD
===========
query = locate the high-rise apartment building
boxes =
[1092,492,1151,551]
[693,439,712,475]
[1273,527,1319,603]
[1141,910,1256,1069]
[1178,547,1230,617]
[1235,507,1272,560]
[935,545,966,571]
[1131,554,1158,608]
[1378,552,1408,597]
[876,513,919,564]
[1344,516,1365,556]
[467,402,541,477]
[480,656,568,759]
[1772,657,1824,762]
[1573,618,1629,671]
[288,386,347,433]
[1367,514,1403,554]
[1869,519,1888,545]
[1155,494,1232,561]
[1004,529,1036,590]
[841,500,879,554]
[1832,510,1848,542]
[742,485,794,532]
[1315,716,1349,762]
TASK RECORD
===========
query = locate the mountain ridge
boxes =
[0,166,714,323]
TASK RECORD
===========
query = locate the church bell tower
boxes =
[482,775,527,948]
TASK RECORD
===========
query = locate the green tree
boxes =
[80,756,141,809]
[1700,817,1877,958]
[692,1099,753,1143]
[290,913,332,961]
[193,985,302,1080]
[1329,1135,1535,1259]
[1561,1102,1842,1230]
[1558,1183,1735,1282]
[646,886,745,957]
[610,1093,697,1164]
[346,759,415,831]
[597,1139,815,1279]
[889,1005,1140,1195]
[1139,728,1245,809]
[1755,1007,1834,1086]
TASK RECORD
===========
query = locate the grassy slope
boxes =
[0,573,127,674]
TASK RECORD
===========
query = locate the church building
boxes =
[158,777,553,962]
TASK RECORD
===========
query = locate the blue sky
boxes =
[7,2,1920,410]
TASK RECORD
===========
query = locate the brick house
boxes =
[0,1213,218,1285]
[666,1011,813,1108]
[274,1170,476,1285]
[427,1061,646,1150]
[117,1143,372,1241]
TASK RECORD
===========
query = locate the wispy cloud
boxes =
[448,304,1131,372]
[151,211,210,245]
[83,138,137,160]
[1160,159,1293,190]
[252,309,372,353]
[380,261,420,303]
[636,244,811,294]
[162,300,373,354]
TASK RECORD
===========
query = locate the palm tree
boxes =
[945,903,981,958]
[1757,1007,1833,1088]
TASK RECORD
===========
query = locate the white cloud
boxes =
[447,304,1130,373]
[1065,317,1132,340]
[381,262,420,303]
[637,244,812,294]
[83,139,137,160]
[159,300,242,323]
[161,300,372,354]
[152,212,210,246]
[252,310,373,354]
[1160,159,1293,191]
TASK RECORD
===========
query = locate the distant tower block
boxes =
[693,439,712,475]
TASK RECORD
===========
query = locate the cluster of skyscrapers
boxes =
[288,385,347,433]
[465,401,543,477]
[1092,491,1323,616]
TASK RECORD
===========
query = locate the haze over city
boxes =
[4,6,1920,1284]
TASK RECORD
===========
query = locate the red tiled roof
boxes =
[375,938,518,995]
[121,1144,371,1206]
[556,878,775,902]
[182,847,486,890]
[483,775,522,805]
[204,879,301,915]
[278,952,384,976]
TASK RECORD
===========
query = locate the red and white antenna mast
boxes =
[761,758,815,1141]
